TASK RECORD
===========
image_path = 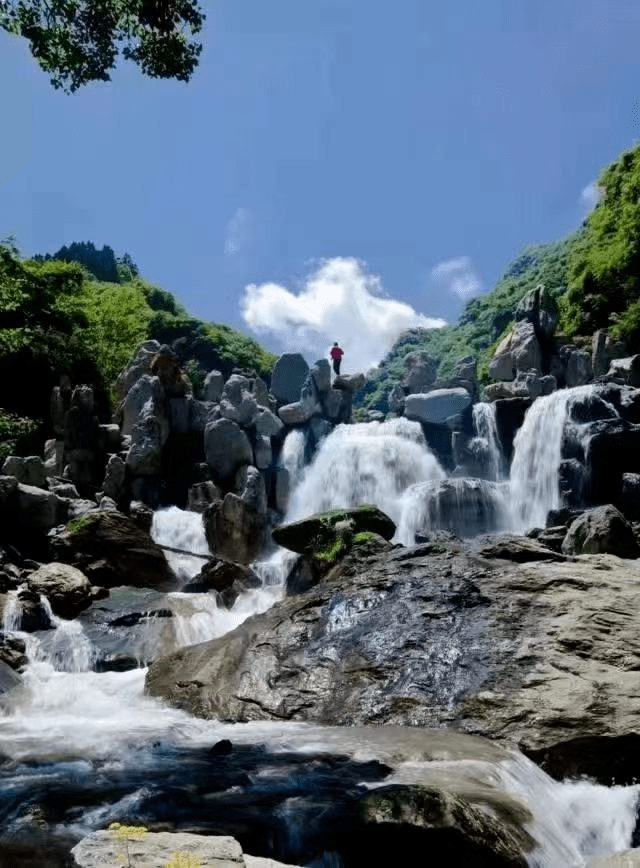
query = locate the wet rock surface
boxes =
[147,537,640,778]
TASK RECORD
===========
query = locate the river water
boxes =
[0,390,638,867]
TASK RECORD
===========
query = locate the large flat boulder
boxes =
[404,388,471,426]
[272,506,396,554]
[27,563,106,619]
[146,539,640,779]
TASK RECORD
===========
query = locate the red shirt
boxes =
[330,346,344,360]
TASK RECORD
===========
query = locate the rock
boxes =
[477,534,566,562]
[277,401,316,426]
[126,413,166,478]
[255,406,284,438]
[145,540,640,776]
[274,468,290,514]
[325,388,347,422]
[204,418,254,482]
[565,348,593,388]
[44,438,64,478]
[13,587,54,632]
[121,374,166,438]
[1,456,45,488]
[493,398,531,463]
[187,480,222,514]
[489,331,517,382]
[0,633,27,670]
[129,500,154,534]
[387,383,405,414]
[588,851,640,868]
[205,494,267,565]
[608,355,640,387]
[27,563,105,619]
[0,658,22,695]
[402,351,438,393]
[333,372,365,392]
[150,345,190,396]
[17,483,68,531]
[404,389,472,426]
[358,784,531,867]
[114,339,160,402]
[489,322,542,381]
[621,473,640,520]
[514,283,558,338]
[204,369,225,402]
[271,354,310,404]
[47,478,81,499]
[455,356,477,381]
[98,423,121,454]
[102,454,126,503]
[71,830,303,868]
[592,330,626,378]
[272,505,396,554]
[561,505,640,558]
[254,435,272,470]
[54,510,177,590]
[310,359,331,394]
[184,557,261,607]
[220,374,259,427]
[410,479,509,538]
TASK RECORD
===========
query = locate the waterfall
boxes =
[280,427,307,490]
[508,385,616,531]
[286,418,446,532]
[471,401,505,481]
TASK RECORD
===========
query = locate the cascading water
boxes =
[471,401,506,481]
[508,385,616,531]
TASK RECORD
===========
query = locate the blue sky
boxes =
[2,0,640,369]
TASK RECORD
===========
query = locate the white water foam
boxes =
[471,401,506,481]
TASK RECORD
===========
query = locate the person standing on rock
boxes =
[330,342,344,376]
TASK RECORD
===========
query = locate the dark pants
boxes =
[332,358,341,375]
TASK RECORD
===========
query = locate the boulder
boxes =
[150,345,190,396]
[592,330,626,378]
[488,331,517,382]
[565,348,593,388]
[203,369,225,402]
[220,374,259,427]
[272,505,396,555]
[126,413,166,477]
[608,355,640,387]
[12,587,54,632]
[455,356,477,381]
[402,351,438,393]
[71,830,303,868]
[187,480,222,514]
[53,510,177,591]
[0,633,27,670]
[1,456,45,488]
[333,372,366,392]
[621,473,640,520]
[271,354,310,404]
[514,283,558,338]
[254,435,272,470]
[101,454,126,503]
[44,438,64,478]
[404,389,472,426]
[387,383,405,414]
[204,418,254,482]
[121,374,166,438]
[204,494,267,565]
[310,359,331,394]
[0,658,22,695]
[27,563,105,619]
[489,322,542,381]
[114,339,160,402]
[145,540,640,777]
[278,401,316,426]
[17,483,68,531]
[184,557,261,608]
[561,505,640,558]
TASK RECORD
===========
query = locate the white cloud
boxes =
[224,207,253,257]
[430,256,483,299]
[241,257,446,372]
[580,180,605,216]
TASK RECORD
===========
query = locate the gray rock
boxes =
[514,283,559,338]
[333,372,365,392]
[102,454,126,502]
[608,355,640,387]
[205,493,267,565]
[44,438,64,478]
[278,401,315,426]
[255,406,284,438]
[121,374,166,438]
[17,483,68,530]
[271,354,310,404]
[251,376,271,408]
[98,424,121,454]
[204,418,254,482]
[187,481,222,514]
[0,658,22,695]
[47,478,80,499]
[588,851,640,868]
[145,540,640,769]
[203,369,225,402]
[235,465,268,515]
[402,351,438,393]
[310,359,331,394]
[274,468,290,514]
[454,356,477,380]
[404,388,472,426]
[67,498,100,520]
[561,505,640,558]
[387,383,405,414]
[126,414,166,477]
[254,435,272,470]
[114,340,160,402]
[1,456,45,488]
[71,830,302,868]
[220,374,259,427]
[324,389,345,421]
[565,349,593,387]
[27,562,104,619]
[512,321,542,374]
[167,396,191,434]
[592,330,626,378]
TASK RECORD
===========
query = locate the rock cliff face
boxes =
[146,536,640,780]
